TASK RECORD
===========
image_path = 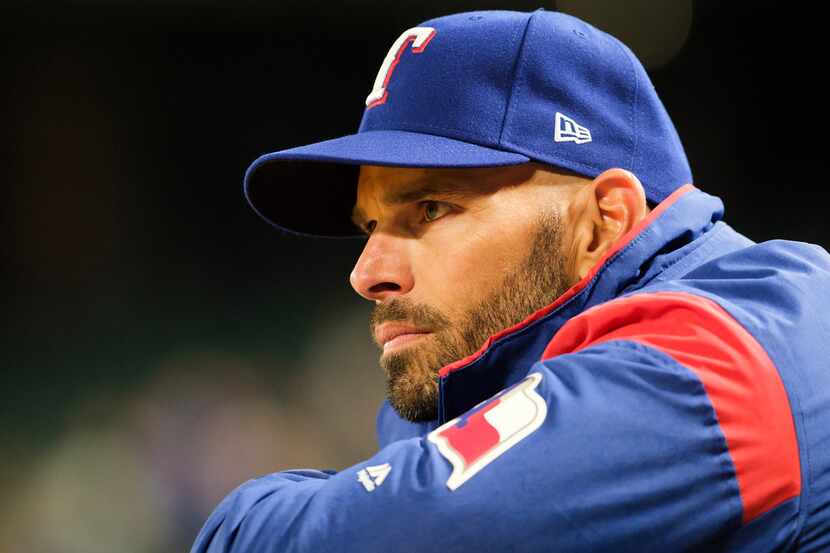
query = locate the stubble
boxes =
[370,210,571,422]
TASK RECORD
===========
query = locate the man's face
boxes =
[350,163,580,422]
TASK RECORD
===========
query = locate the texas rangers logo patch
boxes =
[428,372,547,490]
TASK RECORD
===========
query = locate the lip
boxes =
[374,323,432,352]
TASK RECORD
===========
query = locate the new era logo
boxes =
[357,463,392,492]
[554,112,592,144]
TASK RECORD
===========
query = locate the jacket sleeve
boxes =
[191,292,801,553]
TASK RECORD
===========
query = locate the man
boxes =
[192,9,830,552]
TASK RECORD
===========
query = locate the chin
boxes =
[382,348,441,422]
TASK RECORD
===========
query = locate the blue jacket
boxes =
[191,185,830,552]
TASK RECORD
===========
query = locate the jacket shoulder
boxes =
[543,289,802,526]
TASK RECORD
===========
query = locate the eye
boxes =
[365,220,377,234]
[422,201,451,223]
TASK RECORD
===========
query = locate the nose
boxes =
[350,232,414,302]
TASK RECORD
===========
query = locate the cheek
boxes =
[412,217,534,315]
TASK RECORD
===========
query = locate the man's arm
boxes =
[191,293,801,553]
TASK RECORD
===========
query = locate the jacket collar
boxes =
[377,185,725,444]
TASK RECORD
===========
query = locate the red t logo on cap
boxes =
[365,27,436,109]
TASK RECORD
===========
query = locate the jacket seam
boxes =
[623,287,807,534]
[695,293,809,538]
[595,339,745,525]
[644,221,727,287]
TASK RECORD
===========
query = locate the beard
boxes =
[369,209,572,422]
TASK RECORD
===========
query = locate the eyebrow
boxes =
[382,180,478,205]
[350,176,481,232]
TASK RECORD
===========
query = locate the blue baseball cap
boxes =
[245,9,692,237]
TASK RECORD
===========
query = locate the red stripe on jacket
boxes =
[541,291,801,524]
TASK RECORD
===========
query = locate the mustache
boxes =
[369,298,451,331]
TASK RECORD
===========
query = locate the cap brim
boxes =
[244,129,530,237]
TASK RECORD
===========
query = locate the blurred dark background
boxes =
[2,0,827,550]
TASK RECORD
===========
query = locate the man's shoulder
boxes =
[680,237,830,288]
[650,237,830,362]
[542,232,830,395]
[624,233,830,347]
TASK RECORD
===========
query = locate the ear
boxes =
[572,168,648,280]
